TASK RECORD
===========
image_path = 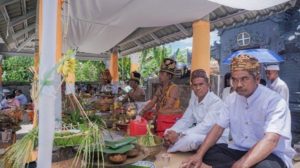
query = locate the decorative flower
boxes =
[57,49,77,78]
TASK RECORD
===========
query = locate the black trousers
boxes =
[203,144,286,168]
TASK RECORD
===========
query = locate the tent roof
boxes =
[0,0,296,59]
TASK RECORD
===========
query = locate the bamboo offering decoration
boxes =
[1,49,106,168]
[140,123,156,146]
[57,49,106,167]
[1,128,38,168]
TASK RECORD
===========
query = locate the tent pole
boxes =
[191,17,211,75]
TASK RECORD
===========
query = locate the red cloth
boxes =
[142,111,155,121]
[156,113,182,137]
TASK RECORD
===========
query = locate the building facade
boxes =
[213,7,300,103]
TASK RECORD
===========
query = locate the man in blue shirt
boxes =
[14,89,28,106]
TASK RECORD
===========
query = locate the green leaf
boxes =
[102,144,135,154]
[105,137,137,149]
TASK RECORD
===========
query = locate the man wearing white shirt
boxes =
[265,64,289,103]
[163,69,228,152]
[182,55,295,168]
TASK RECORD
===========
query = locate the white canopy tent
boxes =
[39,0,290,167]
[62,0,290,54]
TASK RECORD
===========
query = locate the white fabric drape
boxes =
[62,0,289,54]
[209,0,289,10]
[62,0,220,54]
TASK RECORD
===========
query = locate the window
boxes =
[237,32,251,46]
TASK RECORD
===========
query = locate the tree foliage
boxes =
[174,48,188,64]
[2,57,106,82]
[2,56,34,82]
[118,56,131,81]
[139,46,171,79]
[1,47,187,83]
[75,60,106,82]
[135,46,188,83]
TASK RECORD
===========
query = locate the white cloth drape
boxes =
[209,0,289,10]
[62,0,220,54]
[62,0,289,54]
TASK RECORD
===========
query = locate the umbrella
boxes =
[222,49,284,64]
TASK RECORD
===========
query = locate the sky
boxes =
[166,30,220,53]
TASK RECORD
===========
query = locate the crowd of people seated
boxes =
[0,54,296,167]
[0,89,28,110]
[130,56,295,168]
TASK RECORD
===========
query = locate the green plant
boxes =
[118,56,131,81]
[75,60,106,82]
[174,48,187,64]
[138,46,172,81]
[2,56,34,82]
[63,109,85,125]
[139,123,156,146]
[72,123,105,168]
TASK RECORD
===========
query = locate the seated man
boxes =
[1,94,20,110]
[124,71,145,102]
[182,55,295,168]
[140,58,183,137]
[164,69,229,152]
[99,69,112,94]
[0,89,11,109]
[265,64,289,103]
[14,89,28,106]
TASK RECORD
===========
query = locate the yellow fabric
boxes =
[168,85,180,108]
[191,20,210,75]
[55,0,62,62]
[158,84,180,110]
[65,72,75,83]
[110,51,119,82]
